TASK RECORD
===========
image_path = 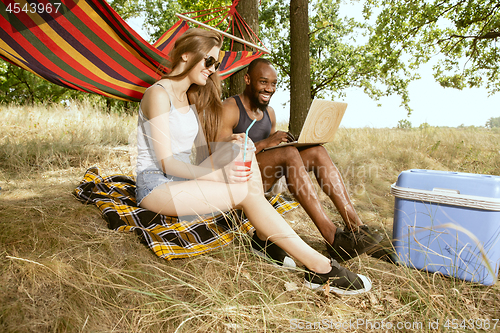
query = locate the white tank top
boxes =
[136,84,199,174]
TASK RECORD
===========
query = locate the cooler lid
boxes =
[395,169,500,199]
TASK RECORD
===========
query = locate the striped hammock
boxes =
[0,0,263,101]
[153,19,264,81]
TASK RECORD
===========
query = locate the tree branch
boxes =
[311,66,348,98]
[308,24,334,37]
[449,31,500,40]
[401,0,468,44]
[274,62,290,76]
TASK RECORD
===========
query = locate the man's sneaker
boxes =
[366,237,397,264]
[251,232,296,268]
[327,225,383,262]
[304,258,372,295]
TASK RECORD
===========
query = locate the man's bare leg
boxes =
[256,145,382,262]
[257,146,337,244]
[298,145,363,231]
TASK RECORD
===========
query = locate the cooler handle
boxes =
[391,183,500,211]
[432,188,460,194]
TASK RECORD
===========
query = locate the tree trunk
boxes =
[289,0,310,137]
[227,0,259,98]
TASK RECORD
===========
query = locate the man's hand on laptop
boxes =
[255,131,296,153]
[265,131,295,147]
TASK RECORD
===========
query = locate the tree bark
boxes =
[289,0,311,137]
[227,0,259,98]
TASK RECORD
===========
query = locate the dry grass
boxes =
[1,104,499,332]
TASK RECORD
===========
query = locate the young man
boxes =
[218,58,383,262]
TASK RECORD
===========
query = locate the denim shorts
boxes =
[135,169,187,206]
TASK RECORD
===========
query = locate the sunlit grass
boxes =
[0,103,499,332]
[0,101,136,177]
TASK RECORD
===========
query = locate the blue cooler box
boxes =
[391,169,500,285]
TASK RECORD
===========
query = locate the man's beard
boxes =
[250,91,271,110]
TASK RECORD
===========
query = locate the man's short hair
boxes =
[246,58,272,75]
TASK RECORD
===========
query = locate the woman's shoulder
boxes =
[141,83,172,119]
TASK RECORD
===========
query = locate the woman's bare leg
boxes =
[140,157,331,274]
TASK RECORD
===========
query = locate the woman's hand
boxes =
[221,134,254,183]
[213,133,254,183]
[221,159,253,183]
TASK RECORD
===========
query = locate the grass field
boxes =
[1,102,499,332]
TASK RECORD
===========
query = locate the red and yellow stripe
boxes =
[0,0,262,101]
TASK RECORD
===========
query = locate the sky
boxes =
[271,61,500,128]
[126,9,500,129]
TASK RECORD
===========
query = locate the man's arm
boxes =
[254,107,294,153]
[218,98,241,142]
[219,98,293,152]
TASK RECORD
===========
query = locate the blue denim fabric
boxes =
[135,169,186,206]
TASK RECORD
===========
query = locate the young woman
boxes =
[135,28,372,295]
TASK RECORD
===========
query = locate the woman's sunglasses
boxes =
[204,55,220,71]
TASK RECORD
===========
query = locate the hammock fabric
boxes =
[152,19,263,81]
[73,167,299,260]
[0,0,264,101]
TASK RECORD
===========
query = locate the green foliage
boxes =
[485,116,500,128]
[457,123,485,130]
[0,1,234,107]
[370,0,500,95]
[259,0,415,113]
[0,62,84,105]
[140,0,185,42]
[0,0,145,106]
[429,140,441,153]
[397,119,412,129]
[5,0,499,114]
[107,0,143,20]
[0,59,138,114]
[418,122,431,130]
[139,0,231,42]
[0,0,146,109]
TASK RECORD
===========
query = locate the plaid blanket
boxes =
[73,167,299,260]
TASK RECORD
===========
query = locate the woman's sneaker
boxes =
[304,259,372,295]
[328,225,383,262]
[251,233,296,269]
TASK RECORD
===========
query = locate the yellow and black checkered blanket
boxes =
[73,167,299,260]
